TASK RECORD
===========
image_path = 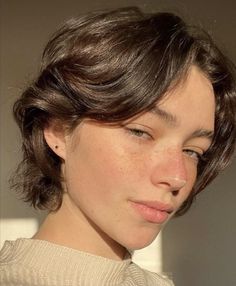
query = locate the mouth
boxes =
[129,200,174,224]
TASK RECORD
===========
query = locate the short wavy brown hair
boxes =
[11,7,236,216]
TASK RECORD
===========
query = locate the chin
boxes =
[120,228,161,251]
[126,239,157,251]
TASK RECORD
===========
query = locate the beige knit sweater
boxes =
[0,238,174,286]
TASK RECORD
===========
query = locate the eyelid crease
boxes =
[125,126,153,140]
[121,121,154,131]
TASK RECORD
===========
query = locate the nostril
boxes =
[172,190,179,196]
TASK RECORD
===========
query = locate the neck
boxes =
[33,193,127,261]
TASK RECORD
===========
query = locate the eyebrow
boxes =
[150,106,178,126]
[149,106,214,141]
[190,129,214,141]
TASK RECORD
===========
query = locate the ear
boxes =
[44,120,67,160]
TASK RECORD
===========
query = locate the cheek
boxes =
[64,141,131,203]
[85,137,149,186]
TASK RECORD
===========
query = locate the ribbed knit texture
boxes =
[0,238,174,286]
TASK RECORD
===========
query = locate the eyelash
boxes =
[183,149,204,163]
[127,127,206,162]
[126,128,153,140]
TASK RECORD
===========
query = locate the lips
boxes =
[130,200,174,224]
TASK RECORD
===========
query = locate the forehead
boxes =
[156,66,215,129]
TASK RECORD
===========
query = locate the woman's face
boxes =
[62,66,215,251]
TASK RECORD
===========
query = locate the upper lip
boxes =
[131,200,174,214]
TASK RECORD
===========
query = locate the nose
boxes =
[150,149,187,193]
[158,176,187,191]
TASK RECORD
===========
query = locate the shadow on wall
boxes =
[162,159,236,286]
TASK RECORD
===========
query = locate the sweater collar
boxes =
[5,238,132,284]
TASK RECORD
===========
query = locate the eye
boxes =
[126,128,153,140]
[183,149,203,163]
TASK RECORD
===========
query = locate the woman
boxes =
[0,6,235,286]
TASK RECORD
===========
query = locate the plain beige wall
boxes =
[1,1,235,285]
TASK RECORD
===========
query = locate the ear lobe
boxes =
[44,120,67,160]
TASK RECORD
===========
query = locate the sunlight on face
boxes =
[63,66,215,251]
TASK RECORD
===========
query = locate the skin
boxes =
[34,66,215,261]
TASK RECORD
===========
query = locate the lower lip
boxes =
[130,201,169,224]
